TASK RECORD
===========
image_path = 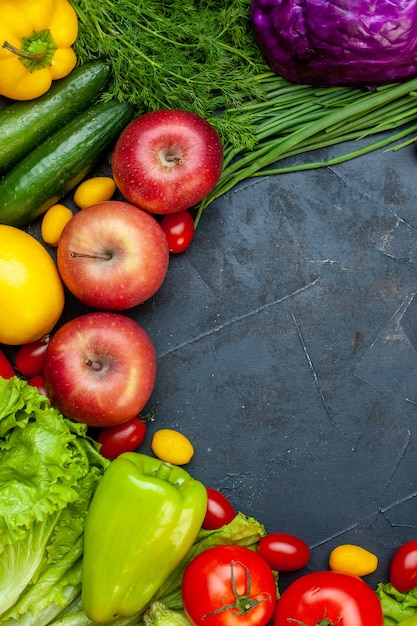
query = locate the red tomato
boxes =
[28,375,48,397]
[257,532,310,571]
[97,417,147,459]
[274,571,383,626]
[15,339,49,378]
[202,488,237,530]
[390,541,417,592]
[182,544,277,626]
[160,211,194,253]
[0,347,15,379]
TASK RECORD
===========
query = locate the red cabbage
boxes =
[250,0,417,86]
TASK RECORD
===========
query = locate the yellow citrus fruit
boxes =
[151,428,195,465]
[329,544,378,577]
[0,225,65,345]
[41,204,74,246]
[73,176,116,209]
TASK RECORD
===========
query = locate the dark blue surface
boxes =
[12,129,417,592]
[135,138,417,590]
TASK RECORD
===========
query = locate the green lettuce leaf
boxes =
[0,376,108,621]
[376,582,417,625]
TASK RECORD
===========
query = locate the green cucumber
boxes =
[0,60,111,174]
[0,100,133,227]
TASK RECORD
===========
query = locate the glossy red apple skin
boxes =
[111,109,223,214]
[57,201,169,310]
[43,312,157,428]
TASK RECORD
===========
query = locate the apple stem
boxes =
[85,358,103,371]
[70,251,113,260]
[165,155,183,166]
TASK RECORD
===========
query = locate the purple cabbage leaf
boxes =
[250,0,417,86]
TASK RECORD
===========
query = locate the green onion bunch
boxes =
[195,74,417,224]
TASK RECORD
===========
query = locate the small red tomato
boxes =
[0,347,15,379]
[257,532,310,571]
[15,339,49,378]
[160,211,194,253]
[202,487,237,530]
[28,375,48,397]
[390,541,417,592]
[97,416,147,459]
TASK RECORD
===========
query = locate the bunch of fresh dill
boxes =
[71,0,268,149]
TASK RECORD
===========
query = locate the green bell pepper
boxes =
[81,452,207,623]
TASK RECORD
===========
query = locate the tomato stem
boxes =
[139,410,155,423]
[202,560,273,618]
[287,616,336,626]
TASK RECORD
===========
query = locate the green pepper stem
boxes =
[153,462,174,481]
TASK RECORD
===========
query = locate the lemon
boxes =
[151,428,195,465]
[73,176,116,209]
[41,204,74,246]
[329,544,378,577]
[0,225,65,345]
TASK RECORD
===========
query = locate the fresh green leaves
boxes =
[376,582,417,626]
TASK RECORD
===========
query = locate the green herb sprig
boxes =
[72,0,266,149]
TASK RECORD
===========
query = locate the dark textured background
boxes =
[5,118,417,592]
[132,137,417,591]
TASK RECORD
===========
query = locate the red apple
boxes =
[111,109,223,214]
[57,201,169,310]
[43,312,157,427]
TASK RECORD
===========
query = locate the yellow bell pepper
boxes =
[0,0,78,100]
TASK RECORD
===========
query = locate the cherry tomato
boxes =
[202,488,237,530]
[160,210,194,253]
[274,570,383,626]
[0,347,15,379]
[28,375,48,397]
[182,544,277,626]
[390,541,417,592]
[15,338,49,378]
[257,532,310,571]
[97,417,147,459]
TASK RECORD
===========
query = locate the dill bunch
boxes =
[71,0,267,149]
